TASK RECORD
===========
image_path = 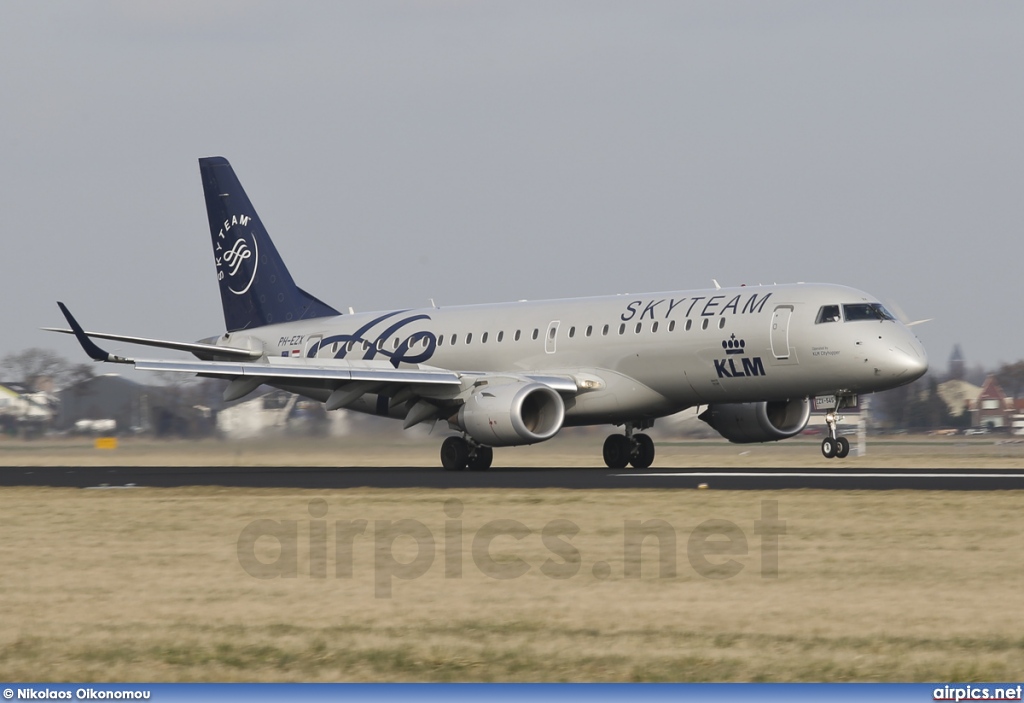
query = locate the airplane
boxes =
[47,157,929,470]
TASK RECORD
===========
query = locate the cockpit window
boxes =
[816,305,841,324]
[842,303,896,322]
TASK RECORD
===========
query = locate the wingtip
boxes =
[55,302,113,362]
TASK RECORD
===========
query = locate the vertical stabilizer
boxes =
[199,157,341,332]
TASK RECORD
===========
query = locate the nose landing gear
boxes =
[821,397,852,459]
[603,421,656,469]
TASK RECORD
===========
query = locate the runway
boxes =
[2,466,1024,490]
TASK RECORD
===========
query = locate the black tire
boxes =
[821,437,837,459]
[631,433,656,469]
[441,436,470,471]
[468,446,494,471]
[835,436,850,459]
[603,434,631,469]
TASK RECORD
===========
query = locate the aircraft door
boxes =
[545,321,560,354]
[770,307,793,359]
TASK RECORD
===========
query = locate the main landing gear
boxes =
[441,436,493,471]
[603,421,656,469]
[821,397,852,459]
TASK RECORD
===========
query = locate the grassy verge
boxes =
[1,487,1022,681]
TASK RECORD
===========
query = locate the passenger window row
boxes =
[430,315,726,347]
[328,315,730,354]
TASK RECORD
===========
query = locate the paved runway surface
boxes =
[2,466,1024,490]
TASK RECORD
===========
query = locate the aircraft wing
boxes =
[48,303,579,424]
[40,327,263,361]
[132,357,462,385]
[50,301,461,382]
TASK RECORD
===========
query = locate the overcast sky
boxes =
[2,1,1021,375]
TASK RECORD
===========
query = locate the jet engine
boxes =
[457,382,565,447]
[698,398,811,443]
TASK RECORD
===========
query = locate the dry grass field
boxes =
[0,436,1022,681]
[1,444,1023,682]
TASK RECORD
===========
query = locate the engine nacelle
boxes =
[457,382,565,447]
[698,398,811,443]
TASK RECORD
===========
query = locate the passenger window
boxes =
[466,333,473,344]
[685,319,693,331]
[669,320,676,332]
[532,329,539,341]
[437,335,444,347]
[635,322,642,334]
[451,334,458,346]
[568,326,576,338]
[481,332,488,344]
[497,331,504,342]
[602,325,609,336]
[816,305,841,324]
[618,323,626,335]
[515,330,522,342]
[652,321,659,333]
[718,318,726,329]
[701,319,709,330]
[586,325,593,337]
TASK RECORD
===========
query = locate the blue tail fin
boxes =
[199,157,341,332]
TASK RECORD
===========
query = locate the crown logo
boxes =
[723,333,745,355]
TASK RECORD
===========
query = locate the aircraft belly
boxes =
[562,367,683,425]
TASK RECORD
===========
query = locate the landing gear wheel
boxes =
[441,436,470,471]
[631,433,656,469]
[821,437,837,459]
[468,446,493,471]
[603,434,631,469]
[835,436,850,459]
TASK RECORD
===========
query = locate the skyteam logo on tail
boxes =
[214,214,258,296]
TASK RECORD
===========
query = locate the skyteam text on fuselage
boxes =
[48,157,928,469]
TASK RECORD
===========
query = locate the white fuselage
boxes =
[212,282,928,426]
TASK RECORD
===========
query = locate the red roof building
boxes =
[968,375,1014,429]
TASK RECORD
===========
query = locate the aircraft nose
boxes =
[893,331,928,381]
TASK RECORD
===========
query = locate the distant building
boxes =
[0,382,57,437]
[1013,412,1024,437]
[217,389,351,439]
[948,344,965,381]
[967,375,1016,429]
[57,374,214,437]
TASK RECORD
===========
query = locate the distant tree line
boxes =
[0,348,96,391]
